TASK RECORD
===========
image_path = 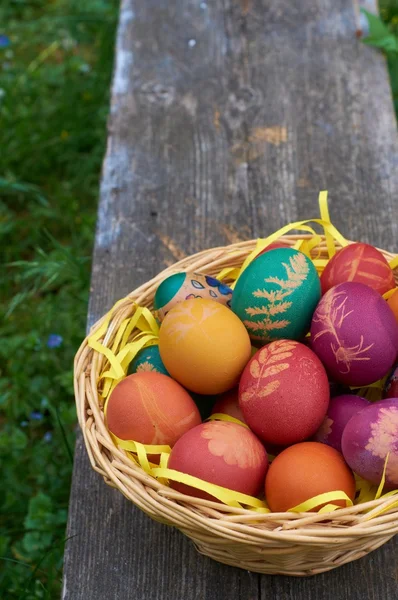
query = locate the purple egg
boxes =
[313,394,369,452]
[311,282,398,386]
[342,398,398,489]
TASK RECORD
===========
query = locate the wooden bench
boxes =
[63,1,398,597]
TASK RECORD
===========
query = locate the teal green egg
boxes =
[153,271,233,321]
[129,345,169,376]
[231,248,321,344]
[154,272,186,312]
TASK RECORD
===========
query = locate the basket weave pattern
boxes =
[74,235,398,576]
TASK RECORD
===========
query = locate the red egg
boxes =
[321,243,395,296]
[168,421,268,500]
[239,340,330,445]
[106,372,201,445]
[256,240,291,258]
[211,388,246,423]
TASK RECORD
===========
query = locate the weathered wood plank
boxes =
[63,0,398,598]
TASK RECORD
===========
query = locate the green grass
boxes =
[362,2,398,116]
[0,0,118,597]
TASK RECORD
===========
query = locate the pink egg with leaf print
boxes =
[239,340,329,446]
[311,282,398,386]
[168,421,268,501]
[342,398,398,489]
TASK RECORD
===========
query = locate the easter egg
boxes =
[128,345,169,376]
[239,340,329,445]
[159,299,251,395]
[106,372,201,445]
[265,442,356,512]
[168,421,268,500]
[154,272,233,321]
[232,248,321,344]
[385,364,398,399]
[211,388,246,424]
[313,394,369,452]
[311,282,398,386]
[342,398,398,488]
[387,289,398,325]
[256,240,291,258]
[321,243,395,296]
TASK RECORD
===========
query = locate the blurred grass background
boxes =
[0,1,398,598]
[0,1,118,597]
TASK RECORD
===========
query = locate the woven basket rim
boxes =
[74,234,398,574]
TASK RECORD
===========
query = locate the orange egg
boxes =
[159,299,251,395]
[265,442,355,512]
[387,289,398,325]
[211,388,246,423]
[106,372,201,445]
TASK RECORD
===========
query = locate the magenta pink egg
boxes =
[311,282,398,386]
[313,394,369,452]
[342,398,398,489]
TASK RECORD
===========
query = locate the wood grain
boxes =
[63,0,398,597]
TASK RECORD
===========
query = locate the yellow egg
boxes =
[159,298,251,395]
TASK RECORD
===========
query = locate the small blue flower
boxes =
[43,431,53,442]
[30,411,43,421]
[20,421,28,428]
[0,35,10,49]
[47,334,63,348]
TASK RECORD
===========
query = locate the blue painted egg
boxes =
[231,248,321,344]
[154,272,233,321]
[129,345,169,376]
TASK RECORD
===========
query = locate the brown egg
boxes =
[265,442,355,512]
[159,299,251,395]
[106,372,201,445]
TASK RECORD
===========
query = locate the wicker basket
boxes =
[74,234,398,576]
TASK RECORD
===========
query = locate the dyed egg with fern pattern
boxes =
[128,345,169,376]
[168,421,268,500]
[154,272,233,322]
[159,299,251,395]
[311,282,398,386]
[321,243,395,296]
[239,340,329,445]
[341,398,398,488]
[231,248,321,344]
[106,372,201,445]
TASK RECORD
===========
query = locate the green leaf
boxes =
[0,426,28,452]
[24,493,53,531]
[361,9,398,53]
